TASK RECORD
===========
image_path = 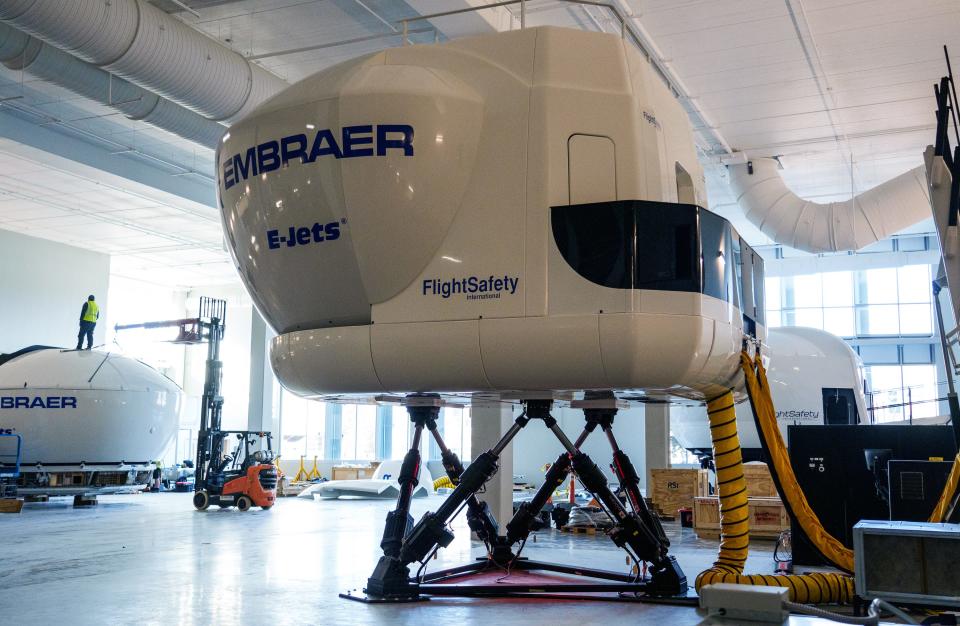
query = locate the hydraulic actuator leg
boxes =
[365,399,433,597]
[584,406,671,555]
[426,420,500,548]
[364,405,530,598]
[545,408,686,596]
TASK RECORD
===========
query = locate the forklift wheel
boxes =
[193,490,210,511]
[236,495,252,512]
[261,505,273,511]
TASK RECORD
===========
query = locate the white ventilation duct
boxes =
[0,0,286,122]
[728,157,930,253]
[0,23,224,148]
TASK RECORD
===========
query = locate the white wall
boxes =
[0,228,110,353]
[512,405,648,489]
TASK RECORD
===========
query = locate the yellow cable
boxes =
[929,452,960,523]
[740,351,855,573]
[695,387,855,603]
[433,476,454,490]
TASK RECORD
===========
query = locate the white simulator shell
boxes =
[0,348,180,465]
[218,27,767,403]
[671,327,868,452]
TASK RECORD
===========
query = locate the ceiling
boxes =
[0,0,958,287]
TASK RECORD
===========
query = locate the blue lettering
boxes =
[296,227,311,245]
[280,134,308,165]
[286,226,296,247]
[267,230,281,250]
[233,148,257,183]
[221,125,415,190]
[308,129,343,161]
[14,397,27,409]
[377,124,414,156]
[223,159,236,190]
[257,141,281,174]
[324,222,340,241]
[62,397,77,409]
[0,398,10,409]
[342,125,374,157]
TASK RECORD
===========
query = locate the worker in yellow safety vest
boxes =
[76,294,99,350]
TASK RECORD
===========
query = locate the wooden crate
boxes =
[331,462,380,481]
[649,468,711,519]
[742,462,778,498]
[693,496,789,541]
[0,498,23,514]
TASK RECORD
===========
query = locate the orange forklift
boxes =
[116,297,277,511]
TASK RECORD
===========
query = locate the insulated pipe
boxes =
[728,158,930,253]
[0,24,224,147]
[0,23,224,148]
[0,0,286,122]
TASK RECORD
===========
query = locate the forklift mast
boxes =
[192,297,227,493]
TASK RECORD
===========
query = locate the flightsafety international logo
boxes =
[422,275,519,301]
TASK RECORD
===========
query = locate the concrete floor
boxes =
[1,493,885,625]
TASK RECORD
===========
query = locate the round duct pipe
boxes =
[728,157,930,253]
[0,0,286,122]
[0,23,225,149]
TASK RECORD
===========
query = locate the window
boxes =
[766,264,934,338]
[277,395,474,462]
[865,364,938,423]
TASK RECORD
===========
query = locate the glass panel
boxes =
[897,265,932,303]
[390,407,409,459]
[766,309,782,328]
[305,400,325,459]
[355,405,376,460]
[445,406,464,458]
[341,405,357,460]
[792,308,823,329]
[765,276,782,311]
[792,274,822,308]
[858,304,899,336]
[865,365,904,423]
[823,307,855,337]
[462,408,472,461]
[862,268,898,304]
[699,209,733,302]
[551,202,633,289]
[822,271,854,307]
[901,364,938,419]
[280,389,307,458]
[899,303,933,335]
[635,203,699,293]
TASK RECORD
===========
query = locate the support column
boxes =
[470,396,513,526]
[246,309,274,435]
[644,403,671,489]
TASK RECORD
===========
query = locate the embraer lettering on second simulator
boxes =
[222,124,414,190]
[0,396,77,409]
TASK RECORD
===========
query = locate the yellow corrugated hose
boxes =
[695,367,856,603]
[740,351,856,573]
[434,476,454,490]
[930,451,960,523]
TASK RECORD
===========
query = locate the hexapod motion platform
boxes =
[342,394,688,604]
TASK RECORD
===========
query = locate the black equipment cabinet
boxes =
[787,425,957,566]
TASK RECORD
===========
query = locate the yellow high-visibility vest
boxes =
[82,301,99,323]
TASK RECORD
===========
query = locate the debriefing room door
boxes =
[568,134,617,205]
